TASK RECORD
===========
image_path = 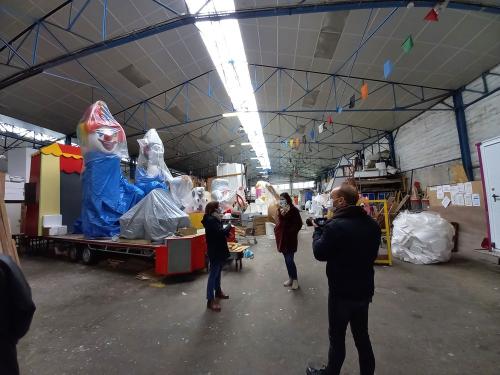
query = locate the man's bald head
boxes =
[331,183,359,207]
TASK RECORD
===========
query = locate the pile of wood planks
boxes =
[0,172,19,265]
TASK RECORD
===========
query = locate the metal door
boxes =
[480,137,500,251]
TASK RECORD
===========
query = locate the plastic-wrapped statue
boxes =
[211,178,236,210]
[135,129,173,194]
[187,187,208,213]
[169,175,193,210]
[76,101,144,238]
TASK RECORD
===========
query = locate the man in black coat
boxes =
[307,184,381,375]
[0,254,36,375]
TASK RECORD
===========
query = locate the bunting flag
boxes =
[337,106,343,113]
[384,59,393,79]
[309,128,315,141]
[289,139,294,148]
[319,122,324,134]
[361,82,368,100]
[424,8,439,22]
[327,115,333,124]
[349,94,355,108]
[402,35,414,53]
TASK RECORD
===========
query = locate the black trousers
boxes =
[0,339,19,375]
[326,293,375,375]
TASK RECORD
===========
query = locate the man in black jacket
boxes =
[0,255,36,375]
[307,184,381,375]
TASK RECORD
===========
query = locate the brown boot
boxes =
[216,288,229,299]
[207,299,221,312]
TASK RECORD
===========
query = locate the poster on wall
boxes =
[472,194,481,207]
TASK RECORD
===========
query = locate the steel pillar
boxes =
[65,134,72,145]
[452,90,473,181]
[386,131,396,168]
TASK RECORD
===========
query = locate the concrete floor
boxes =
[18,226,500,375]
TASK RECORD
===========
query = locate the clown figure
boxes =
[76,101,144,238]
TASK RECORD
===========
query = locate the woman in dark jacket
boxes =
[274,192,303,290]
[202,201,232,312]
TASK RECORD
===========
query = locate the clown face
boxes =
[87,126,121,154]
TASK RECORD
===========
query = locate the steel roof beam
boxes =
[1,1,499,90]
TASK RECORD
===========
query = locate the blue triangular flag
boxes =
[384,60,393,79]
[337,106,343,113]
[309,128,315,141]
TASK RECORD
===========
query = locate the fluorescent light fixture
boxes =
[185,0,271,170]
[229,144,236,148]
[250,157,259,160]
[222,112,246,118]
[256,166,264,169]
[241,142,251,146]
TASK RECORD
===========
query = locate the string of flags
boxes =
[281,0,450,149]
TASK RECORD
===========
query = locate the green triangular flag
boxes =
[402,35,414,53]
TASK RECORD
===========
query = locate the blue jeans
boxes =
[283,252,298,280]
[206,260,223,301]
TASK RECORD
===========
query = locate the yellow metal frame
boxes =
[367,199,393,266]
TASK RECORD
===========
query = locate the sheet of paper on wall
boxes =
[450,185,459,194]
[455,193,464,206]
[441,196,451,208]
[465,181,473,194]
[450,192,457,205]
[436,186,444,199]
[464,194,473,206]
[430,186,437,191]
[457,183,465,193]
[472,194,480,206]
[443,185,451,193]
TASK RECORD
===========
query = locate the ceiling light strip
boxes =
[185,0,270,169]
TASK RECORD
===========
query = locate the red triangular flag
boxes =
[361,82,368,100]
[424,8,439,22]
[327,115,333,124]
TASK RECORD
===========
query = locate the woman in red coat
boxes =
[274,192,303,290]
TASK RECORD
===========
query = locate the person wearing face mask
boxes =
[306,183,381,375]
[274,192,303,290]
[202,201,232,312]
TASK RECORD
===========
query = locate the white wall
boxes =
[394,103,459,173]
[463,66,500,179]
[7,147,37,181]
[392,64,500,187]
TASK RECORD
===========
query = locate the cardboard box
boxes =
[178,227,197,236]
[42,225,67,236]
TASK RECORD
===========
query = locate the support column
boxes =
[129,156,137,180]
[452,90,473,181]
[65,135,72,145]
[386,131,396,168]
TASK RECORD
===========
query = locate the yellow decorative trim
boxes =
[40,143,82,159]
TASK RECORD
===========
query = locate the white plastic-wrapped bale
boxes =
[391,211,455,264]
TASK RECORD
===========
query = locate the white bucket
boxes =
[265,222,276,239]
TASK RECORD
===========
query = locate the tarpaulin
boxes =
[80,152,144,238]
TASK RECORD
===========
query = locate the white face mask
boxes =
[279,199,287,207]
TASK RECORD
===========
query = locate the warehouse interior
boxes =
[0,1,499,374]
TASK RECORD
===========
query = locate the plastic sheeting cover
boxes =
[170,175,193,210]
[77,101,128,159]
[391,211,455,264]
[120,189,191,242]
[211,178,236,209]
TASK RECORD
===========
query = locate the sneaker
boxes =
[283,279,293,287]
[291,279,299,290]
[306,366,327,374]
